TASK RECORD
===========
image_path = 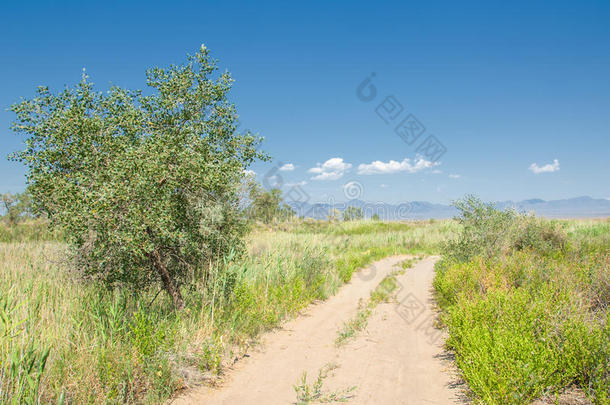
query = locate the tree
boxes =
[1,192,32,225]
[247,184,294,223]
[342,206,363,221]
[371,213,380,221]
[9,45,266,309]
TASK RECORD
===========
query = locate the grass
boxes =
[434,202,609,404]
[293,363,356,404]
[0,219,453,404]
[334,304,372,347]
[0,219,62,242]
[7,213,604,404]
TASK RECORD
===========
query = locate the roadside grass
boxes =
[0,219,452,403]
[434,204,609,404]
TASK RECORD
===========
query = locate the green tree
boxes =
[342,206,363,221]
[9,45,266,309]
[247,184,294,223]
[1,192,32,225]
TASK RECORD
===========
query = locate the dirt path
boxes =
[172,256,462,404]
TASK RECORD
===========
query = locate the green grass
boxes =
[434,215,609,404]
[0,219,452,404]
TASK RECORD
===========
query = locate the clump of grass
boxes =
[293,363,356,404]
[335,302,372,346]
[0,296,50,404]
[398,256,420,270]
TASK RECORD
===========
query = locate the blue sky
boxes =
[1,0,609,204]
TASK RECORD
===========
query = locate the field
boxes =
[0,219,455,403]
[1,214,608,404]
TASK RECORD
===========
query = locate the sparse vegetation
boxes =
[434,197,609,404]
[335,303,372,346]
[335,258,417,346]
[293,363,356,404]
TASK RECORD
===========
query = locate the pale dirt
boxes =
[172,256,464,404]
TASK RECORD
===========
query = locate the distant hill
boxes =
[287,196,610,220]
[493,196,610,218]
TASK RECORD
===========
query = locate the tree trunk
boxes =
[149,248,184,310]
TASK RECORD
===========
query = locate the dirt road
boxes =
[173,256,462,404]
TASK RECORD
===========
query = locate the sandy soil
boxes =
[172,256,464,404]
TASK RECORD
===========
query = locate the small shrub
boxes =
[199,339,223,374]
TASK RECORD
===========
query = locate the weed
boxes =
[293,363,356,404]
[335,304,372,346]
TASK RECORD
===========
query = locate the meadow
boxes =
[1,213,608,404]
[0,219,455,404]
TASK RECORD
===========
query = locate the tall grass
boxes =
[0,219,455,403]
[434,201,609,404]
[0,220,62,243]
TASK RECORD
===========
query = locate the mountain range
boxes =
[287,196,610,220]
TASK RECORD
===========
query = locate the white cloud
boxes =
[308,157,352,181]
[529,159,560,174]
[380,184,388,188]
[279,163,295,171]
[449,174,461,179]
[244,169,256,177]
[432,169,443,174]
[357,156,438,175]
[286,181,307,187]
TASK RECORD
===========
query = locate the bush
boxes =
[436,253,609,404]
[443,195,566,262]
